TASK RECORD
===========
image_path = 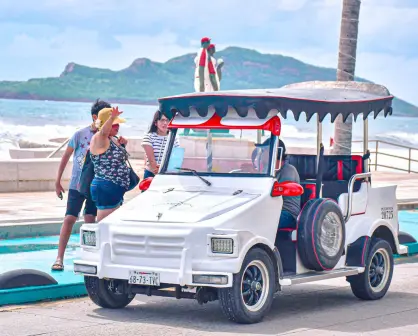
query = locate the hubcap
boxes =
[241,260,270,312]
[369,248,390,292]
[320,212,343,257]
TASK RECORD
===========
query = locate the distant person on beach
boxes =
[89,106,131,221]
[142,110,178,179]
[52,99,109,271]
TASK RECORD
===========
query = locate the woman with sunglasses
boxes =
[142,110,178,179]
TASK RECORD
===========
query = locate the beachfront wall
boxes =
[1,137,323,193]
[0,159,72,193]
[1,137,254,192]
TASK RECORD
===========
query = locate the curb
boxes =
[398,202,418,211]
[0,282,87,307]
[0,220,83,240]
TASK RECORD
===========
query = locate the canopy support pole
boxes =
[207,130,213,172]
[363,118,368,155]
[316,115,322,158]
[363,118,370,176]
[316,115,323,198]
[257,130,262,144]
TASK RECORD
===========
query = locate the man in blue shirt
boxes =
[51,99,110,271]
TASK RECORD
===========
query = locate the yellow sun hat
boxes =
[96,107,126,129]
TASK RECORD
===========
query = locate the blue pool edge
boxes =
[0,281,87,307]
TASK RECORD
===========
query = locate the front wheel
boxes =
[347,238,394,300]
[218,248,276,324]
[84,276,134,309]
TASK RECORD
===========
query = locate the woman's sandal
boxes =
[51,260,64,271]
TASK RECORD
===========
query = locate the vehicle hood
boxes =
[119,188,260,223]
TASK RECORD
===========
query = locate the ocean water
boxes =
[1,98,418,160]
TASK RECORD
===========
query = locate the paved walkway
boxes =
[2,262,418,336]
[0,160,144,223]
[371,171,418,204]
[0,189,141,223]
[0,171,417,223]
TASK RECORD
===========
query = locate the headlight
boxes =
[193,274,228,285]
[82,230,96,247]
[74,263,97,275]
[211,238,234,254]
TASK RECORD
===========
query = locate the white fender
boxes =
[345,217,399,253]
[234,235,277,274]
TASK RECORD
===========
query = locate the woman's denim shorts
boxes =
[90,177,126,210]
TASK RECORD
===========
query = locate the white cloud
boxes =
[355,52,418,105]
[276,0,308,11]
[265,47,418,106]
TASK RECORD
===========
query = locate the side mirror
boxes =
[139,177,153,191]
[271,181,304,197]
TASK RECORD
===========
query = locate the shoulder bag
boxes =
[78,149,95,198]
[118,141,140,191]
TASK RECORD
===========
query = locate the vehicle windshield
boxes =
[160,128,275,177]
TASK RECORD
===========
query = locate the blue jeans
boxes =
[279,210,297,229]
[90,177,126,210]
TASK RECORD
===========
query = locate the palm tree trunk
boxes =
[331,0,361,155]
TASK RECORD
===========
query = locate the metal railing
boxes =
[46,138,70,159]
[353,139,418,174]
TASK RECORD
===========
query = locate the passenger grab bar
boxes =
[344,172,372,223]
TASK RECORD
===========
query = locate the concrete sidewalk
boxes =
[0,159,145,224]
[0,189,141,224]
[371,171,418,205]
[0,160,143,238]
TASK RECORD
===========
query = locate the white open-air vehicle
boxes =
[74,81,409,324]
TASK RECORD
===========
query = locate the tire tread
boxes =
[218,248,276,324]
[349,238,394,300]
[84,276,134,309]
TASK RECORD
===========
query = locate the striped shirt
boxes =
[142,132,179,169]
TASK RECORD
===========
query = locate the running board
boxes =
[280,267,363,286]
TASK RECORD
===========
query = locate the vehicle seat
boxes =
[287,154,365,204]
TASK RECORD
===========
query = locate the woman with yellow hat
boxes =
[89,106,131,221]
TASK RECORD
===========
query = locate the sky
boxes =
[0,0,417,105]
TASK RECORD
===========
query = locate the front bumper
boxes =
[74,244,233,288]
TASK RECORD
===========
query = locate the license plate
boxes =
[128,271,160,286]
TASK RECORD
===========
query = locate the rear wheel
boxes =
[84,276,134,309]
[348,238,394,300]
[218,248,276,324]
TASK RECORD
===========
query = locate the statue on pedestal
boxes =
[207,44,224,91]
[186,37,231,138]
[194,37,224,92]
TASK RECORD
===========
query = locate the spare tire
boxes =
[297,198,345,271]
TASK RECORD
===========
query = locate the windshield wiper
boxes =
[175,167,212,186]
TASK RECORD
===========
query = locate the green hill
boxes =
[0,46,416,116]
